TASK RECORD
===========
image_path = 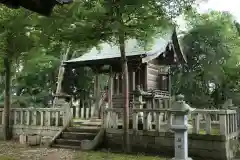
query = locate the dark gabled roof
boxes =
[65,28,186,66]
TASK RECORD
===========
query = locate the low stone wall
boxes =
[0,107,68,144]
[104,129,233,160]
[0,125,61,145]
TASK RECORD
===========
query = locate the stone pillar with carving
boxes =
[170,94,194,160]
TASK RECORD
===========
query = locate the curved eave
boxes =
[172,28,187,64]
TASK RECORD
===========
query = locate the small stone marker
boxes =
[170,94,194,160]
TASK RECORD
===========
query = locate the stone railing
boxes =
[0,107,71,139]
[104,108,240,137]
[192,109,240,137]
[104,108,171,130]
[0,107,68,128]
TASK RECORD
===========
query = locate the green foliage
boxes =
[0,0,198,108]
[173,11,240,108]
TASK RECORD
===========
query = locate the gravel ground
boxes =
[0,141,75,160]
[0,141,168,160]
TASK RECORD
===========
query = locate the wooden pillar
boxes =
[94,74,100,117]
[144,64,148,90]
[116,73,120,94]
[108,72,113,109]
[132,71,136,91]
[138,70,141,87]
[168,66,171,108]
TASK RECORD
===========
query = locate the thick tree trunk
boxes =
[120,47,130,153]
[53,43,71,107]
[3,56,11,140]
[117,7,130,153]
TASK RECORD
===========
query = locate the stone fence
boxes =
[104,108,240,136]
[0,107,68,140]
[104,107,240,160]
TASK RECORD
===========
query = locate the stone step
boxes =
[55,139,82,146]
[51,144,81,150]
[66,126,100,133]
[90,118,102,122]
[73,118,102,123]
[72,121,101,127]
[61,132,96,140]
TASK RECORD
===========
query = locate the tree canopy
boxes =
[172,10,240,108]
[1,0,240,145]
[0,0,198,107]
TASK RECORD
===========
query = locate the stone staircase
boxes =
[51,117,103,149]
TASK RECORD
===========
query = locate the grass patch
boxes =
[73,151,168,160]
[0,156,15,160]
[199,128,220,135]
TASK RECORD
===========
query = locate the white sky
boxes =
[176,0,240,31]
[198,0,240,21]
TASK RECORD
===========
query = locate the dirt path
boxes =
[0,141,75,160]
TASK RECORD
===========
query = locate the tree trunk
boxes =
[120,41,130,153]
[53,43,71,107]
[116,3,130,152]
[3,56,11,140]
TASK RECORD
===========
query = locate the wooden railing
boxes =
[71,99,94,119]
[104,108,240,137]
[71,91,106,119]
[0,107,68,128]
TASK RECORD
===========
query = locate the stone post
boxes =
[170,94,194,160]
[53,94,72,126]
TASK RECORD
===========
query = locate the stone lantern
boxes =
[170,94,195,160]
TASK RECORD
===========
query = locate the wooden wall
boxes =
[146,59,170,91]
[110,60,170,109]
[111,64,146,109]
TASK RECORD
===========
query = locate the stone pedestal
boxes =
[170,95,193,160]
[171,115,192,160]
[27,134,41,146]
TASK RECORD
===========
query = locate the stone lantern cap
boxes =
[170,94,195,113]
